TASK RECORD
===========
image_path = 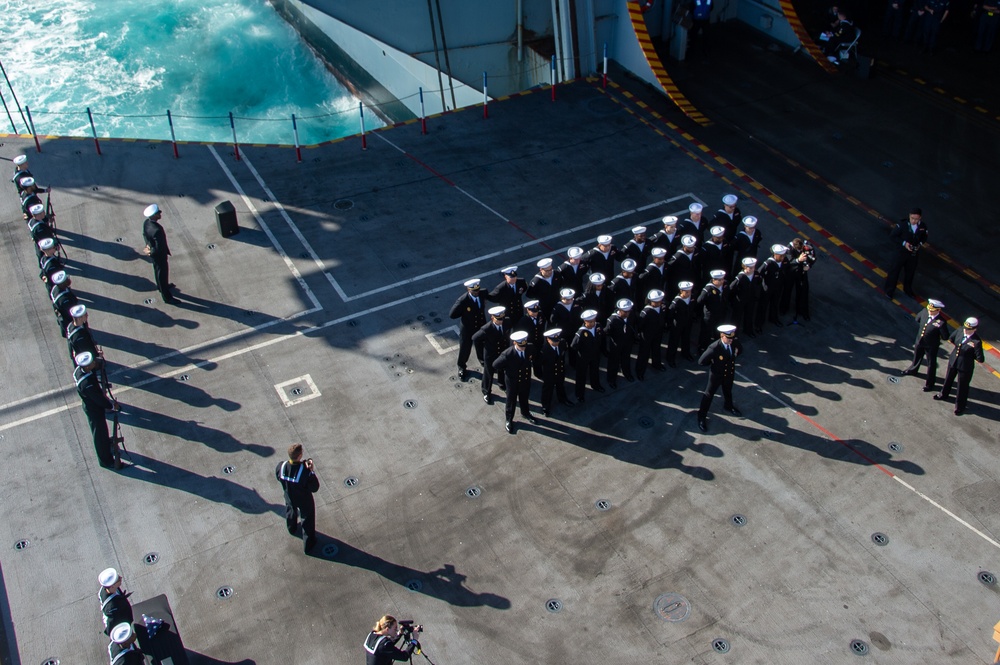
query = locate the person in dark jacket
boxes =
[275,443,320,552]
[98,567,132,636]
[535,328,573,416]
[142,203,175,304]
[472,306,512,404]
[605,298,636,387]
[934,318,985,415]
[635,290,668,380]
[696,325,743,432]
[883,208,928,299]
[783,237,816,321]
[364,616,420,665]
[697,270,728,352]
[900,299,948,392]
[74,351,118,469]
[493,330,538,434]
[449,278,488,381]
[728,258,762,336]
[570,309,605,401]
[665,282,696,366]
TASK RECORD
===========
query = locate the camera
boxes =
[399,620,423,636]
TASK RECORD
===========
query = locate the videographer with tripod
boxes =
[74,351,119,469]
[364,616,423,665]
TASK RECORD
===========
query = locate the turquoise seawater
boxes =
[0,0,384,145]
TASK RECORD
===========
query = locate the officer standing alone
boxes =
[883,208,928,300]
[142,204,175,304]
[493,330,538,434]
[275,443,320,552]
[696,325,743,432]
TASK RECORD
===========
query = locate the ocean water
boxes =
[0,0,384,145]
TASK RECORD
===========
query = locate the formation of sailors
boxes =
[450,196,818,433]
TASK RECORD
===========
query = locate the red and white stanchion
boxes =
[359,102,367,150]
[602,43,608,89]
[419,87,427,135]
[551,57,557,101]
[292,113,302,163]
[166,110,179,159]
[482,72,489,119]
[229,112,241,161]
[25,105,40,153]
[87,107,102,155]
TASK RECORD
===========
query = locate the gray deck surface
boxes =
[1,30,999,664]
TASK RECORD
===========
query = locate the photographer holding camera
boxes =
[785,237,817,322]
[275,443,320,553]
[364,615,422,665]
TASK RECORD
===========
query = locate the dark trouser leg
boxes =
[481,357,495,395]
[456,334,473,370]
[153,258,170,298]
[795,278,810,318]
[955,372,973,412]
[589,359,602,389]
[939,366,956,397]
[85,405,114,467]
[285,501,300,534]
[742,301,756,333]
[575,361,587,400]
[905,345,927,373]
[925,351,939,390]
[504,384,518,422]
[721,379,735,410]
[541,380,554,412]
[883,256,904,295]
[635,344,649,377]
[299,500,316,540]
[518,383,532,416]
[698,378,720,421]
[901,255,918,294]
[650,337,664,368]
[555,377,568,402]
[607,349,621,385]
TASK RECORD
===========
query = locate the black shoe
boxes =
[304,536,317,553]
[773,321,784,328]
[163,296,177,304]
[458,368,467,381]
[636,374,645,381]
[667,361,677,368]
[594,386,606,393]
[884,291,894,300]
[746,332,756,339]
[484,394,494,405]
[624,375,635,382]
[498,383,507,392]
[921,386,933,392]
[932,393,945,401]
[682,354,694,361]
[99,460,115,469]
[524,414,539,425]
[726,407,742,417]
[505,421,515,434]
[802,314,811,321]
[577,395,586,403]
[542,408,550,417]
[900,369,916,376]
[559,398,575,407]
[608,382,617,389]
[654,365,667,372]
[697,419,708,432]
[904,290,916,297]
[288,523,300,536]
[954,409,964,416]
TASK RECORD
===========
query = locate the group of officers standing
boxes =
[450,196,818,433]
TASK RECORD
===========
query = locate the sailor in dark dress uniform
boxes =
[696,325,744,432]
[934,318,986,416]
[900,299,947,392]
[108,623,145,665]
[98,568,132,636]
[449,278,487,380]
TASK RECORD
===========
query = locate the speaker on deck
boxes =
[215,200,239,237]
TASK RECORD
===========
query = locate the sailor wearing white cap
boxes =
[37,236,65,287]
[729,257,762,337]
[698,270,729,352]
[700,225,729,283]
[638,246,668,296]
[652,215,682,255]
[756,244,791,329]
[713,194,743,241]
[605,298,637,387]
[732,215,763,274]
[557,247,587,294]
[635,290,667,379]
[27,202,57,260]
[611,258,639,304]
[680,202,705,245]
[696,325,744,432]
[98,568,132,636]
[492,330,538,433]
[11,155,32,193]
[108,621,145,664]
[449,279,488,380]
[934,317,985,415]
[514,299,546,350]
[550,288,582,338]
[17,175,44,220]
[666,281,696,367]
[667,234,700,290]
[66,303,98,361]
[487,266,528,325]
[570,309,605,401]
[900,299,947,391]
[580,272,613,324]
[584,234,620,283]
[74,351,119,468]
[472,306,513,403]
[142,203,175,304]
[538,328,573,415]
[49,270,79,338]
[527,258,560,321]
[623,226,651,272]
